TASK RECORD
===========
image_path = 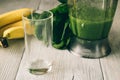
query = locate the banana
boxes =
[3,26,24,39]
[0,20,34,38]
[0,8,31,28]
[0,8,32,47]
[0,8,34,40]
[0,21,22,36]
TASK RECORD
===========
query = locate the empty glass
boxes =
[23,9,53,75]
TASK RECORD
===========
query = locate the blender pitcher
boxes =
[68,0,118,58]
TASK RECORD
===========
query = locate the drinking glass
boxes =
[23,9,53,75]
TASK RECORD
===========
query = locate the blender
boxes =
[68,0,118,58]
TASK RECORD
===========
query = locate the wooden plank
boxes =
[100,1,120,80]
[16,48,103,80]
[0,39,24,80]
[0,0,41,80]
[0,0,41,14]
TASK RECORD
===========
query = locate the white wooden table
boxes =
[0,0,120,80]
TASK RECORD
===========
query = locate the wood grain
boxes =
[0,39,24,80]
[0,0,41,14]
[16,48,103,80]
[100,1,120,80]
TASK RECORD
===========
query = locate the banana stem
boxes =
[0,37,9,48]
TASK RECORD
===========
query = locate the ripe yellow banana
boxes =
[0,20,34,39]
[0,21,22,36]
[3,25,34,39]
[3,26,24,39]
[0,8,31,28]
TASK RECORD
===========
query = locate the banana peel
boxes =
[3,26,24,39]
[0,21,23,36]
[0,8,33,48]
[0,21,34,48]
[0,8,31,28]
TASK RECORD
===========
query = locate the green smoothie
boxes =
[70,16,113,40]
[69,5,115,40]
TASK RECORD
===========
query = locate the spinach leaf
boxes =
[50,4,71,49]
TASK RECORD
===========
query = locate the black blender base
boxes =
[68,37,111,58]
